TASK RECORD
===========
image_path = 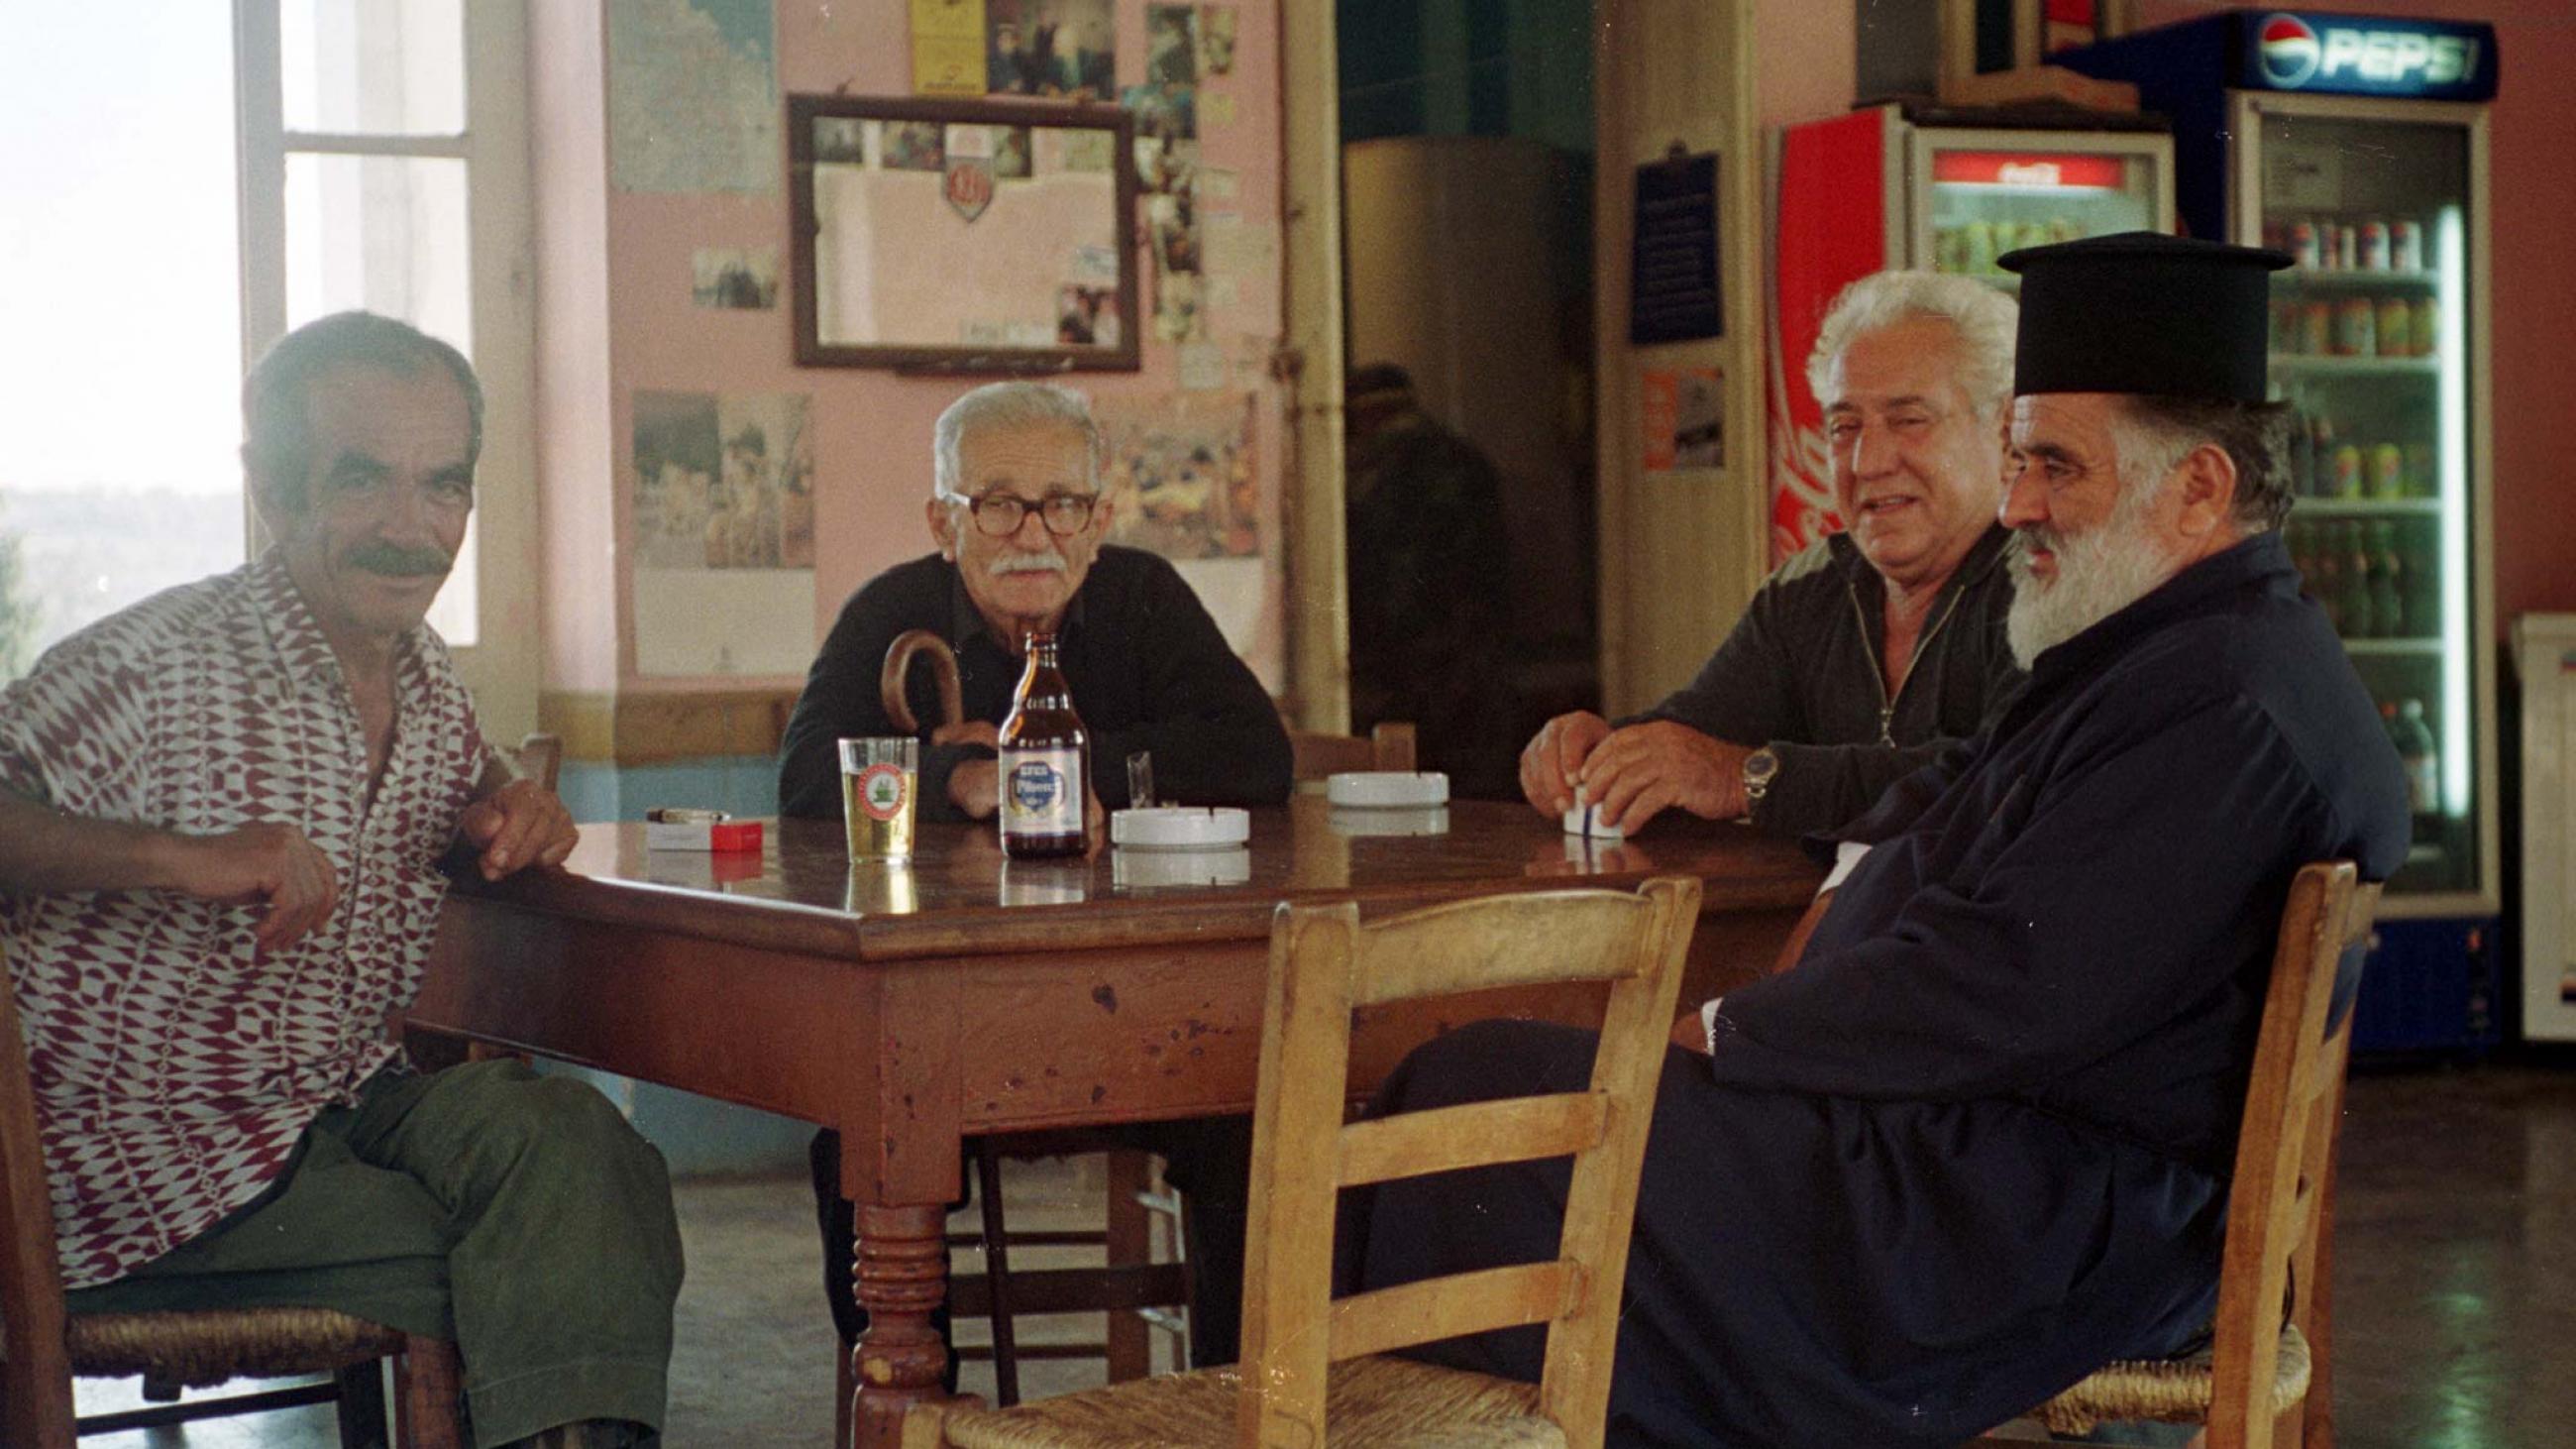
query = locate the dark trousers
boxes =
[810,1115,1252,1370]
[1340,1020,2220,1449]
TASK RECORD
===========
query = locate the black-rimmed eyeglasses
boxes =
[953,491,1099,537]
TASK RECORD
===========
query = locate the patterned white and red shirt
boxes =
[0,549,485,1289]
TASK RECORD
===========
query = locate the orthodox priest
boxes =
[1342,234,2411,1447]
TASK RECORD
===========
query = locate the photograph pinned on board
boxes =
[994,125,1032,178]
[1098,390,1259,560]
[1197,5,1238,75]
[883,120,945,170]
[1153,270,1206,343]
[987,0,1116,99]
[813,116,869,165]
[1149,191,1203,277]
[1132,136,1199,197]
[1056,285,1122,348]
[632,390,815,571]
[1145,4,1198,86]
[692,248,780,309]
[1122,81,1196,143]
[1056,128,1115,173]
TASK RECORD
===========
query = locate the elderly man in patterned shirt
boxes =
[0,313,682,1449]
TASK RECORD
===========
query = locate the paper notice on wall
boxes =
[1641,367,1726,473]
[1197,167,1239,203]
[1202,216,1277,278]
[911,0,988,95]
[608,0,779,193]
[1178,342,1228,390]
[1098,391,1258,559]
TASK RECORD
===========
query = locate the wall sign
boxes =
[1630,151,1722,345]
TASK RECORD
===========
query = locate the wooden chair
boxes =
[912,875,1703,1448]
[1288,721,1417,780]
[0,945,468,1448]
[508,731,563,792]
[1971,860,2380,1449]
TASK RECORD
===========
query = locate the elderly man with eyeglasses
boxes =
[777,380,1289,1375]
[779,380,1290,824]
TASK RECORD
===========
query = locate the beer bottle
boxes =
[998,631,1089,859]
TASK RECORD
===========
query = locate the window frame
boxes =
[231,0,540,738]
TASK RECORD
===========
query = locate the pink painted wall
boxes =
[1757,1,1855,127]
[2131,0,2576,638]
[539,0,1287,697]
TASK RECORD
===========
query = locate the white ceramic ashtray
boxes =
[1115,846,1252,890]
[1329,805,1450,838]
[1562,804,1626,840]
[1326,771,1449,809]
[1110,805,1251,849]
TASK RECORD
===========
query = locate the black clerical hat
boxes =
[1998,232,2292,402]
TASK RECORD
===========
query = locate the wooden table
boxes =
[408,797,1820,1447]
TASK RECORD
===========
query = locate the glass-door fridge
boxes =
[2243,91,2495,916]
[2059,11,2503,1051]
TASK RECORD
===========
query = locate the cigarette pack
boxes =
[644,816,765,852]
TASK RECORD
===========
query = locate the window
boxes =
[236,0,537,724]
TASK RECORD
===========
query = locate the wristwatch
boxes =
[1741,747,1780,818]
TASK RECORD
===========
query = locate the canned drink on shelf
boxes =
[2411,296,2439,357]
[1963,220,1996,275]
[2299,300,2333,355]
[2332,296,2376,357]
[2049,215,2080,245]
[2403,443,2437,498]
[2334,224,2359,271]
[2393,219,2425,273]
[2290,220,2322,270]
[2331,444,2364,498]
[1935,226,1967,274]
[2361,219,2392,271]
[2370,443,2406,500]
[2377,296,2412,357]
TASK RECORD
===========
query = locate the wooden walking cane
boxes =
[880,628,964,733]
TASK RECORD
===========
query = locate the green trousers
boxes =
[66,1059,685,1448]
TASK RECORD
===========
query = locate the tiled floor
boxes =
[70,1062,2576,1447]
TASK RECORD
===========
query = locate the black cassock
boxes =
[1346,531,2409,1447]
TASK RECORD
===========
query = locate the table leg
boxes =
[849,1202,951,1449]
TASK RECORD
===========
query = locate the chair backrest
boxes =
[0,940,81,1446]
[2207,860,2379,1449]
[509,732,564,794]
[1234,877,1701,1449]
[1287,722,1417,781]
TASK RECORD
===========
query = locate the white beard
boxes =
[2005,488,2183,670]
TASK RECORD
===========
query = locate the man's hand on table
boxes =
[1576,723,1752,836]
[459,779,580,881]
[1520,711,1612,817]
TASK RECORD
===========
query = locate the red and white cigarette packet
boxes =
[644,810,764,852]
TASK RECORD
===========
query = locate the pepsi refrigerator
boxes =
[1767,103,2174,558]
[2060,12,2502,1055]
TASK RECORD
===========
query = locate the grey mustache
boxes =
[988,554,1067,575]
[347,543,455,577]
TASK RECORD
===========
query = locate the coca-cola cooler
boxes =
[1767,102,2174,559]
[2059,12,2503,1055]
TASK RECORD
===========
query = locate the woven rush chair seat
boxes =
[2034,1323,2311,1437]
[940,1355,1566,1449]
[62,1304,410,1387]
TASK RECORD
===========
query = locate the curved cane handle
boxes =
[881,629,964,734]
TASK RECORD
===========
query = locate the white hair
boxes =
[931,382,1102,499]
[1805,271,2018,422]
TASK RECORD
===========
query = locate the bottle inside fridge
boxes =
[1924,145,2164,280]
[2262,113,2477,896]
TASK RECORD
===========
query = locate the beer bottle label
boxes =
[1001,747,1084,836]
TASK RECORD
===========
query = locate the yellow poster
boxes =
[912,0,988,96]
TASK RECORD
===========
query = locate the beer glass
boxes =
[839,736,919,860]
